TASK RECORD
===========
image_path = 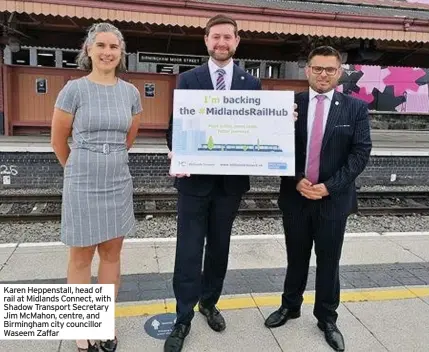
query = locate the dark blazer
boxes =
[167,63,262,196]
[279,91,372,219]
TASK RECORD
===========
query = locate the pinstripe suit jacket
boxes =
[279,91,372,219]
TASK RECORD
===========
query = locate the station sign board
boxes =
[138,52,205,66]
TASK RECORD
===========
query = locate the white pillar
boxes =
[29,47,37,66]
[55,50,62,68]
[3,46,12,65]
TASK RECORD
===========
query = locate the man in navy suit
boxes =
[165,14,261,352]
[264,46,372,351]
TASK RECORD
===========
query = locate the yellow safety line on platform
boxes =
[115,287,429,318]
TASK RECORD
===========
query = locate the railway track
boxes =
[0,190,428,222]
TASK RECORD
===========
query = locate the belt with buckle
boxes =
[73,142,127,155]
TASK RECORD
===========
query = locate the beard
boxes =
[208,47,235,63]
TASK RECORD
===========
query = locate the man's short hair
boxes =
[307,46,342,64]
[205,14,238,36]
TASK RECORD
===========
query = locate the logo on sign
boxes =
[268,162,287,170]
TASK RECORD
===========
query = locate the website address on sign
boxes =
[220,163,262,167]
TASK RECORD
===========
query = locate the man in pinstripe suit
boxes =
[264,46,372,351]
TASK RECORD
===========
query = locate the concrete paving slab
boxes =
[275,237,286,249]
[115,247,159,275]
[340,237,423,265]
[183,308,282,352]
[121,241,156,250]
[385,236,429,261]
[383,232,429,237]
[228,241,286,270]
[260,304,333,352]
[14,244,66,254]
[344,298,429,352]
[229,237,281,245]
[0,340,60,352]
[332,306,388,352]
[421,296,429,305]
[227,236,425,268]
[0,245,17,254]
[154,242,176,273]
[103,302,282,352]
[409,286,429,306]
[115,315,164,351]
[0,245,159,281]
[0,253,12,267]
[0,250,67,280]
[156,237,288,273]
[259,304,387,352]
[88,244,159,276]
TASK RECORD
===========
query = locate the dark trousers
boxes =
[281,201,347,323]
[173,185,242,325]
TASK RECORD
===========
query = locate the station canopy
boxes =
[1,0,429,43]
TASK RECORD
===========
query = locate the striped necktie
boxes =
[216,69,226,90]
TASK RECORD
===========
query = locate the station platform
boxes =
[0,130,428,156]
[1,232,429,351]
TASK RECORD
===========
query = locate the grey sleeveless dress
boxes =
[55,77,142,247]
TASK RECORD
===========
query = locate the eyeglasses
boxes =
[309,66,339,76]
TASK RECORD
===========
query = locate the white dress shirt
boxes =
[208,58,234,90]
[305,87,335,175]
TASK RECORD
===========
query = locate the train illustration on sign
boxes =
[197,143,283,152]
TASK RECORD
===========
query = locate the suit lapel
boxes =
[297,92,309,149]
[195,63,214,89]
[321,91,343,151]
[231,65,247,90]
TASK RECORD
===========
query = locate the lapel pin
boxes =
[240,76,245,80]
[335,101,339,106]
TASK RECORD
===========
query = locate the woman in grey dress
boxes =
[51,23,142,352]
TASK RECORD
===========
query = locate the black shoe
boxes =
[264,307,301,328]
[317,321,345,351]
[99,336,117,352]
[198,303,226,332]
[164,324,191,352]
